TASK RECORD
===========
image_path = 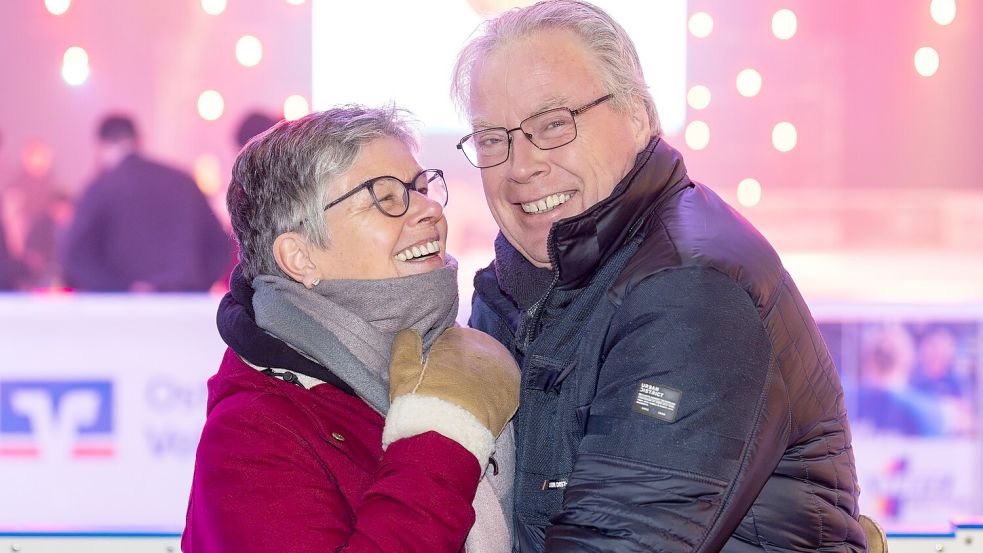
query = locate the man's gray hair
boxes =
[451,0,660,136]
[228,105,417,280]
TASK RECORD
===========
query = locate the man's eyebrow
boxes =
[469,96,573,130]
[470,117,499,129]
[532,95,570,113]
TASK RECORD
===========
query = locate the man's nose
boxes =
[506,130,548,183]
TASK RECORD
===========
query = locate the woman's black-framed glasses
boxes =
[456,93,614,169]
[323,169,448,218]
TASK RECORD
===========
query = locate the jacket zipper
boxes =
[520,231,562,352]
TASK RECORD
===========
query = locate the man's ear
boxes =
[272,231,319,287]
[629,98,652,150]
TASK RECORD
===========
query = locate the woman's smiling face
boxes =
[310,136,448,280]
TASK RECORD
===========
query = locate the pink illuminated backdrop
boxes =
[0,0,980,534]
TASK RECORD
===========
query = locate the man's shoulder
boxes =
[469,259,518,335]
[612,182,785,308]
[130,155,195,184]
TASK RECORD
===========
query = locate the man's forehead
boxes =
[467,30,601,128]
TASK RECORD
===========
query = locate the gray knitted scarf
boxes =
[251,256,513,552]
[252,257,460,413]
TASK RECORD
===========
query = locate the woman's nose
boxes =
[406,189,443,224]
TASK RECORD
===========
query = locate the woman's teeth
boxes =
[521,193,572,214]
[394,240,440,262]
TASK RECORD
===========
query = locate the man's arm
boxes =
[546,266,789,552]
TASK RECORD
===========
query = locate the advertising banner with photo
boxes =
[1,296,981,533]
[817,314,983,531]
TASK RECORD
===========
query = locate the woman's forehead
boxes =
[322,137,422,207]
[349,136,421,180]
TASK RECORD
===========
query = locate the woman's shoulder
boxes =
[207,364,381,458]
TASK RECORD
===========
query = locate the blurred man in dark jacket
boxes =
[62,115,230,292]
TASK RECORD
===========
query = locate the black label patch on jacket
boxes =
[632,382,681,422]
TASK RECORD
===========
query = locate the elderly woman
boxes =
[183,106,519,552]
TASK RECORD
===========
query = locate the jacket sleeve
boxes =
[545,266,790,552]
[183,393,480,553]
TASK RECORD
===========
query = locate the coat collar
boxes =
[548,136,691,290]
[486,137,692,315]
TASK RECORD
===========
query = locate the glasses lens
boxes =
[370,177,409,216]
[461,129,509,168]
[524,108,576,149]
[415,170,448,207]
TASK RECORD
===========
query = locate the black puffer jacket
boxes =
[470,137,865,552]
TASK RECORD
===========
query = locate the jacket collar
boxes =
[548,136,691,290]
[486,137,692,314]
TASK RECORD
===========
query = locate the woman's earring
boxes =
[311,278,321,287]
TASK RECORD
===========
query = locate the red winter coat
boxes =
[182,348,481,552]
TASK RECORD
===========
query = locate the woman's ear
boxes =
[272,232,321,288]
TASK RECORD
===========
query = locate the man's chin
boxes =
[516,242,552,269]
[499,224,552,268]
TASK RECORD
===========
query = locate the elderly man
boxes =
[452,1,865,551]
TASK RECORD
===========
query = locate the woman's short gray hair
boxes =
[451,0,660,136]
[228,105,417,280]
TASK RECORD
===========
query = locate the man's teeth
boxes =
[521,193,572,214]
[394,240,440,262]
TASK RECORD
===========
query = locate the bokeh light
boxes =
[235,35,263,67]
[914,46,940,77]
[22,142,54,179]
[201,0,227,16]
[283,94,311,121]
[61,46,90,86]
[771,9,797,40]
[44,0,71,16]
[197,90,225,121]
[772,121,797,152]
[930,0,957,26]
[684,121,710,150]
[737,178,762,207]
[688,12,714,38]
[687,85,711,110]
[286,0,307,4]
[736,68,762,98]
[193,154,223,196]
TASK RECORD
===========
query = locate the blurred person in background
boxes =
[0,133,67,289]
[60,114,231,292]
[0,130,29,290]
[183,106,519,552]
[0,212,20,290]
[211,110,282,287]
[910,324,977,435]
[234,110,279,150]
[9,141,72,288]
[19,189,73,287]
[857,324,944,436]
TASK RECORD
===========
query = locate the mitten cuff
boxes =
[383,394,495,470]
